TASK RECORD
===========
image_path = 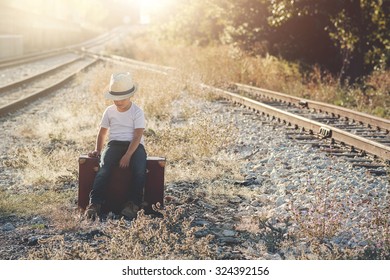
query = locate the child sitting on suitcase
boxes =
[85,72,147,219]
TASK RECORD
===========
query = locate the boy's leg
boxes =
[89,142,127,205]
[129,144,147,207]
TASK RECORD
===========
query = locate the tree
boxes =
[222,0,271,53]
[151,0,228,46]
[327,0,389,80]
[269,0,389,81]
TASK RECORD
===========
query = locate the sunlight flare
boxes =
[136,0,173,24]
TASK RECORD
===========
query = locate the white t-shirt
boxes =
[100,103,145,145]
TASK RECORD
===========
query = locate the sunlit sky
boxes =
[136,0,172,24]
[137,0,172,12]
[2,0,174,25]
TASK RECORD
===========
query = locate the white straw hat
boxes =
[105,72,138,100]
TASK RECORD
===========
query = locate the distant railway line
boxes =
[0,56,97,116]
[0,27,127,117]
[0,32,388,175]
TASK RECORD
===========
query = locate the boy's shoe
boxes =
[85,203,101,219]
[121,201,139,219]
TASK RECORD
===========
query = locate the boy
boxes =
[85,72,147,219]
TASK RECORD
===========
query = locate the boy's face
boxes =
[113,98,131,111]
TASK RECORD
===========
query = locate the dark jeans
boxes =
[89,140,147,207]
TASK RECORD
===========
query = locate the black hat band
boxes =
[109,86,136,96]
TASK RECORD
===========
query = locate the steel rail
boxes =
[0,29,119,69]
[0,49,68,70]
[0,59,98,117]
[0,29,126,116]
[0,56,82,94]
[109,54,174,72]
[85,51,174,75]
[235,83,390,132]
[203,84,390,161]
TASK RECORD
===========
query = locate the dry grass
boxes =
[0,189,74,217]
[27,205,216,260]
[110,30,390,118]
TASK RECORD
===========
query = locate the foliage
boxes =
[150,0,228,46]
[149,0,389,81]
[269,0,389,80]
[220,0,271,53]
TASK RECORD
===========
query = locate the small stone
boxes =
[194,230,211,238]
[250,200,260,207]
[31,216,44,224]
[193,220,210,227]
[1,223,15,231]
[228,197,242,204]
[358,240,368,246]
[27,236,39,246]
[275,197,285,207]
[259,158,269,164]
[257,195,269,204]
[264,253,283,260]
[219,237,239,245]
[222,230,236,237]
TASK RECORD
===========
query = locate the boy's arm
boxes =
[88,127,108,157]
[119,128,144,168]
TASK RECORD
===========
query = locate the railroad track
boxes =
[84,51,174,75]
[0,26,125,70]
[0,27,131,117]
[0,56,97,116]
[0,49,67,70]
[201,83,390,175]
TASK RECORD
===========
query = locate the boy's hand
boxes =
[88,150,100,158]
[119,154,131,168]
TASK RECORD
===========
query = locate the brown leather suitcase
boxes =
[78,155,166,214]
